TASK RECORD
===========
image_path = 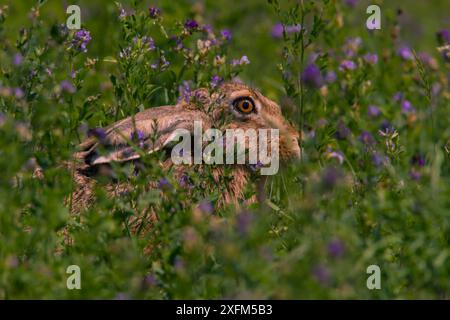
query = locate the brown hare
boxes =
[70,82,300,216]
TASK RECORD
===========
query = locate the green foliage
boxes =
[0,0,449,299]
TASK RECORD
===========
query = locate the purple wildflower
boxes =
[372,153,384,167]
[203,24,213,34]
[271,23,302,39]
[240,55,250,65]
[343,37,362,57]
[359,131,375,145]
[220,29,232,41]
[13,53,23,66]
[301,63,323,88]
[119,8,127,19]
[210,75,223,89]
[178,174,193,189]
[322,167,342,190]
[114,293,129,300]
[271,23,283,39]
[397,46,413,60]
[148,6,161,19]
[344,0,358,7]
[363,53,378,64]
[327,239,346,258]
[286,24,302,34]
[327,151,344,165]
[401,100,415,114]
[313,264,331,285]
[157,178,172,191]
[230,55,250,66]
[198,200,214,214]
[324,71,337,84]
[184,19,199,32]
[70,29,91,53]
[339,60,357,71]
[410,169,421,181]
[144,274,158,287]
[88,127,107,141]
[335,121,351,140]
[60,80,75,93]
[436,29,450,45]
[178,81,192,102]
[411,154,425,167]
[236,211,253,235]
[14,87,24,98]
[380,120,394,133]
[393,91,403,102]
[367,105,381,118]
[131,129,145,147]
[249,160,264,172]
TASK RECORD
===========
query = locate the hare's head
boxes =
[77,82,300,169]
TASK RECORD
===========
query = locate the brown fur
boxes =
[69,82,300,230]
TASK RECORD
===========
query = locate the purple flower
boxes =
[144,274,158,287]
[372,153,384,167]
[88,127,107,141]
[411,154,425,167]
[335,121,351,140]
[158,178,172,191]
[131,129,145,147]
[184,19,199,32]
[249,160,264,172]
[393,91,403,102]
[339,60,357,71]
[236,211,253,235]
[119,46,131,59]
[313,264,331,285]
[327,150,344,165]
[380,120,394,133]
[410,169,421,181]
[198,200,214,214]
[286,24,302,34]
[210,75,223,89]
[240,55,250,65]
[321,167,342,190]
[178,174,193,189]
[119,8,127,19]
[220,29,232,41]
[343,37,362,57]
[436,29,450,45]
[324,71,337,84]
[344,0,358,7]
[230,55,250,66]
[114,293,129,300]
[70,29,92,53]
[203,24,213,34]
[301,63,323,88]
[397,46,413,60]
[14,87,24,98]
[13,53,23,66]
[367,105,381,118]
[327,239,345,258]
[359,131,375,145]
[148,6,161,19]
[271,23,284,39]
[401,100,415,114]
[136,36,155,51]
[363,53,378,64]
[60,80,75,93]
[271,23,302,39]
[178,81,192,102]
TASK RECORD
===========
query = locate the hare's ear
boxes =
[76,105,211,166]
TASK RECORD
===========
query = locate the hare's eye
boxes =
[233,98,255,114]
